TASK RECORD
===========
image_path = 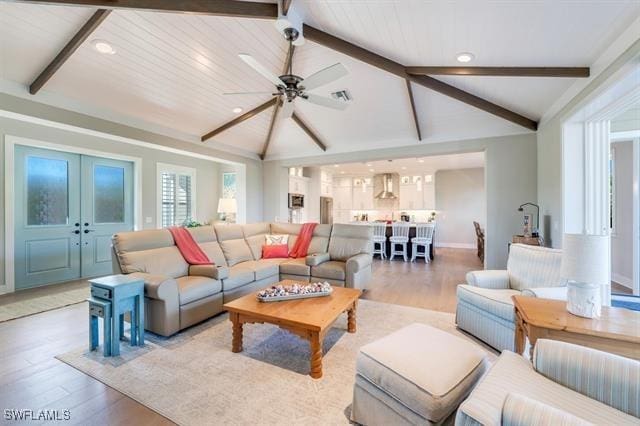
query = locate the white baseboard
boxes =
[435,242,476,249]
[612,273,633,289]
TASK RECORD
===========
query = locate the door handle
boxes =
[72,230,80,234]
[84,229,95,234]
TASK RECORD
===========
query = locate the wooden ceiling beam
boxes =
[201,98,277,142]
[29,8,111,94]
[406,66,590,78]
[282,0,292,16]
[12,0,278,19]
[303,24,538,131]
[405,79,422,140]
[292,113,326,152]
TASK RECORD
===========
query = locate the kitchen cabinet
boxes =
[289,176,308,196]
[333,186,352,210]
[352,183,373,210]
[320,171,333,197]
[399,183,424,210]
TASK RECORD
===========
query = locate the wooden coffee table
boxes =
[223,280,362,379]
[513,295,640,360]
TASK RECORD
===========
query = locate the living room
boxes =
[1,1,639,425]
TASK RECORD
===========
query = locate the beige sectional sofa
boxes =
[111,222,373,336]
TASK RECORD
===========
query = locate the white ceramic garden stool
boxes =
[411,223,435,263]
[372,223,388,259]
[389,222,410,262]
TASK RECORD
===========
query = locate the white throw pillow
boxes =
[265,234,289,245]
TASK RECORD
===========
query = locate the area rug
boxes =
[612,293,640,312]
[0,285,89,323]
[57,300,497,425]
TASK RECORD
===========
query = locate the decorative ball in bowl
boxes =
[257,282,333,302]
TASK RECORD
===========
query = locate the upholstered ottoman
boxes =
[351,323,488,425]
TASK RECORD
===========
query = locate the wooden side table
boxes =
[513,296,640,360]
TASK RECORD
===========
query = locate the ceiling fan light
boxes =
[232,107,243,114]
[456,52,474,63]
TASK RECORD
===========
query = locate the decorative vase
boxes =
[566,281,601,318]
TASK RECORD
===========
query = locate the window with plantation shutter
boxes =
[157,163,196,228]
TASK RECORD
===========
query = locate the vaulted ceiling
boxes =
[1,1,638,160]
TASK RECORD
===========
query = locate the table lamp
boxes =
[561,233,609,318]
[218,198,237,223]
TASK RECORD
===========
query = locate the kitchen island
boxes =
[350,222,436,260]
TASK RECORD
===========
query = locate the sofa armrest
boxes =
[502,393,592,426]
[521,286,567,300]
[533,339,640,418]
[128,272,178,301]
[306,252,330,266]
[346,253,372,274]
[466,270,510,289]
[188,264,229,280]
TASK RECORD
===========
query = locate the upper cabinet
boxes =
[289,175,308,196]
[352,178,373,210]
[399,175,435,210]
[321,170,333,197]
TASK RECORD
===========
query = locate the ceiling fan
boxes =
[225,28,350,118]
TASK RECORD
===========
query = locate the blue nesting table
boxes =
[88,275,145,356]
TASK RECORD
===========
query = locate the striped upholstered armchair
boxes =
[456,244,564,351]
[455,339,640,425]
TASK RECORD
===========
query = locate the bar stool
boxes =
[88,297,112,357]
[372,223,388,259]
[411,223,435,263]
[389,222,410,262]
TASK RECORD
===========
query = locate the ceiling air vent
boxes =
[331,90,352,102]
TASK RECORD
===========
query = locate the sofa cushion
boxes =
[311,261,346,281]
[308,224,332,254]
[457,284,520,322]
[243,222,271,260]
[457,351,637,426]
[262,244,288,259]
[215,224,253,266]
[222,263,256,291]
[507,244,563,291]
[112,229,189,278]
[186,226,227,266]
[271,223,302,251]
[328,224,373,261]
[175,276,222,305]
[280,258,310,276]
[357,323,487,423]
[501,393,594,426]
[247,260,279,281]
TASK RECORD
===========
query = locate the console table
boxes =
[512,296,640,360]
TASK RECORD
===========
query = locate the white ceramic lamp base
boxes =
[566,281,601,318]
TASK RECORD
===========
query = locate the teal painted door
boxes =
[80,155,133,278]
[14,146,134,289]
[14,146,82,289]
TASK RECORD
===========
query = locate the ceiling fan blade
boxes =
[303,93,348,110]
[281,99,295,118]
[223,91,276,96]
[301,63,348,91]
[238,54,283,87]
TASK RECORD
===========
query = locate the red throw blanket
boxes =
[168,227,213,265]
[289,223,318,258]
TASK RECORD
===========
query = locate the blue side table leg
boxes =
[119,314,125,341]
[130,308,138,346]
[137,294,145,346]
[111,313,120,356]
[90,313,98,351]
[103,304,112,357]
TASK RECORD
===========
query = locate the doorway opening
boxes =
[13,145,134,290]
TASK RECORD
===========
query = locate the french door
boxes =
[14,145,134,290]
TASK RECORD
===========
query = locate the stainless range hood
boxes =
[375,173,397,199]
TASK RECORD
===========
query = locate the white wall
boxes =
[264,133,536,269]
[435,168,485,248]
[0,93,264,289]
[611,141,634,287]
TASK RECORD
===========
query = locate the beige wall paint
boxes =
[0,94,264,289]
[435,168,486,247]
[264,133,536,269]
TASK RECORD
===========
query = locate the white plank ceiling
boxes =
[1,1,639,160]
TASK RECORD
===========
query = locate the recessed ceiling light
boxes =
[456,52,474,63]
[418,159,425,163]
[401,166,407,170]
[369,168,375,172]
[340,171,345,174]
[232,107,243,114]
[334,164,339,168]
[366,163,372,167]
[92,39,115,55]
